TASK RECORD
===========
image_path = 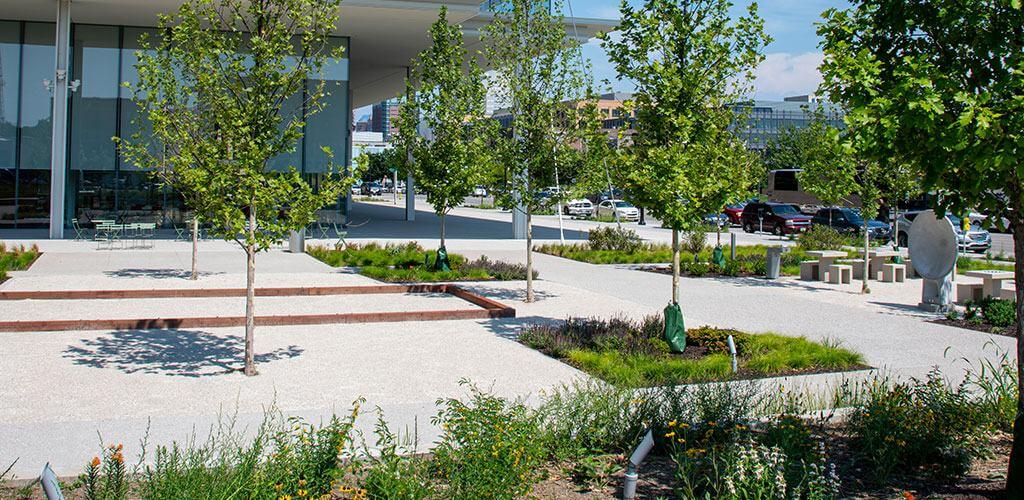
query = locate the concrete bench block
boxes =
[882,263,906,283]
[904,258,918,279]
[828,264,852,284]
[1002,287,1017,302]
[799,261,819,281]
[957,283,984,305]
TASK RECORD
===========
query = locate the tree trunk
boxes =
[190,217,199,281]
[1005,217,1024,497]
[672,228,680,305]
[243,208,257,377]
[526,210,535,303]
[440,212,446,248]
[862,216,871,294]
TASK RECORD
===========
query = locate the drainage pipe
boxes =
[623,429,655,500]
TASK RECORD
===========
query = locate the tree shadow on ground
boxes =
[455,284,559,303]
[104,268,225,280]
[63,329,302,377]
[868,301,941,318]
[481,315,564,341]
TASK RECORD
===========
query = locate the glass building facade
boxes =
[0,20,350,229]
[730,100,845,151]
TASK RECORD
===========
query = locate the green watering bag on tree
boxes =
[712,245,726,267]
[663,303,686,353]
[434,245,452,272]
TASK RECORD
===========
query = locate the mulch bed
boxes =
[932,318,1017,338]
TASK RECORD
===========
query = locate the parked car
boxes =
[350,181,362,195]
[741,202,812,235]
[472,186,488,197]
[704,213,729,228]
[563,199,594,217]
[595,199,640,222]
[811,207,891,242]
[894,211,991,252]
[723,203,747,225]
[366,182,382,196]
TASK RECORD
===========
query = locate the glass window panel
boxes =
[118,27,161,171]
[69,24,119,173]
[17,22,53,227]
[0,21,19,227]
[18,22,54,171]
[304,37,349,175]
[0,21,19,172]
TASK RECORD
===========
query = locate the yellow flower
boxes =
[297,489,307,497]
[298,479,307,487]
[664,431,676,438]
[274,484,284,491]
[668,420,677,427]
[678,422,690,429]
[279,496,291,500]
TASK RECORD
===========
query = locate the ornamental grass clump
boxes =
[587,226,644,252]
[0,243,40,282]
[137,406,359,499]
[431,381,546,498]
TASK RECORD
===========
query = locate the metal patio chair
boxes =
[71,218,89,241]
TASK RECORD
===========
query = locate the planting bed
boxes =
[309,242,535,283]
[518,316,867,387]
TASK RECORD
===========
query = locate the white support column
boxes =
[48,0,72,239]
[405,66,415,222]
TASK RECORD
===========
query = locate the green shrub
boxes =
[846,370,990,481]
[980,298,1016,327]
[431,382,546,498]
[587,226,643,252]
[797,225,855,252]
[687,326,750,355]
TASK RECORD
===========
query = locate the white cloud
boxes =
[752,52,824,100]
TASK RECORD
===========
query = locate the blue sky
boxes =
[355,1,850,119]
[569,0,850,100]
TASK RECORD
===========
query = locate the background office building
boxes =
[0,0,608,238]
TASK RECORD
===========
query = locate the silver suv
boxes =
[893,211,992,253]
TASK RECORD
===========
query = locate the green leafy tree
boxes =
[770,121,858,222]
[118,0,347,376]
[483,0,597,302]
[357,148,406,185]
[600,0,769,304]
[820,1,1024,487]
[396,7,489,249]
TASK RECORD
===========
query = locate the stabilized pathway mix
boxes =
[0,203,1014,479]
